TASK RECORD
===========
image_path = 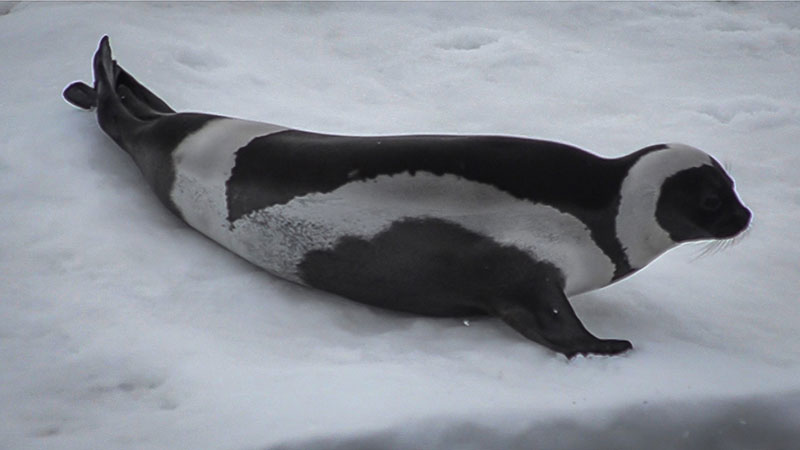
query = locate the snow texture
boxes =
[1,2,799,449]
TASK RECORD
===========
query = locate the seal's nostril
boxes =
[735,208,752,227]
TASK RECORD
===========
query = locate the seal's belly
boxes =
[170,119,614,297]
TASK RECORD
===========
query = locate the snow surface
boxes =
[1,2,799,449]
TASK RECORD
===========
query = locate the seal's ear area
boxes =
[656,165,751,242]
[63,82,97,110]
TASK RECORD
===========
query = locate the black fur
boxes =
[657,165,751,241]
[299,217,564,317]
[124,113,218,217]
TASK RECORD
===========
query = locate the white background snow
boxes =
[1,2,799,449]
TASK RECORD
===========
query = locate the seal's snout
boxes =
[735,206,752,226]
[714,202,752,239]
[730,205,752,234]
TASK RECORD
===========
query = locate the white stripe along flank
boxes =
[228,172,615,296]
[169,118,616,296]
[170,117,286,250]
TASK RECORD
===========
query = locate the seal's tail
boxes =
[63,36,176,143]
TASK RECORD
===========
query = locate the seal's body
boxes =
[64,37,751,357]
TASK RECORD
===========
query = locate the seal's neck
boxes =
[615,145,711,270]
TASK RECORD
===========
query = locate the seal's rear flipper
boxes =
[63,36,175,120]
[63,81,97,110]
[116,66,175,115]
[64,35,183,148]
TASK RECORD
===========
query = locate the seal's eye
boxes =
[701,194,721,212]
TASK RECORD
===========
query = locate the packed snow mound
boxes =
[1,2,798,449]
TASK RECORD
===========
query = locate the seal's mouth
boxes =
[712,206,752,239]
[695,212,752,258]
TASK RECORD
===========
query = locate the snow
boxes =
[1,2,799,449]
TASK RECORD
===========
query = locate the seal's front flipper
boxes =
[492,284,632,358]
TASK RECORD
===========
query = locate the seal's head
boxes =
[617,143,751,269]
[655,154,751,242]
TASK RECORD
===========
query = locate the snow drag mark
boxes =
[173,45,229,72]
[693,96,799,130]
[433,27,502,51]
